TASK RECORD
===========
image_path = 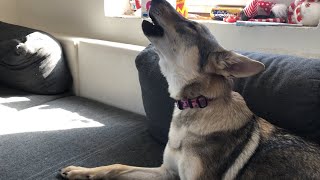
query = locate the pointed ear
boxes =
[206,51,265,78]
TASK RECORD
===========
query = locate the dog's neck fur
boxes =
[179,75,233,100]
[170,74,254,134]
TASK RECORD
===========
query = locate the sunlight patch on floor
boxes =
[0,105,104,135]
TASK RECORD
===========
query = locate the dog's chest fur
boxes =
[168,122,187,150]
[165,104,260,180]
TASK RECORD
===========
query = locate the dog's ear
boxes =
[206,51,265,78]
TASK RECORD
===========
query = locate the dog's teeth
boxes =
[146,18,155,25]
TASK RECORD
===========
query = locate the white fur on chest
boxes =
[164,123,203,180]
[168,123,188,149]
[163,124,187,176]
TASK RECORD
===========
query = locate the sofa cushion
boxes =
[0,96,164,180]
[136,45,320,144]
[0,21,72,94]
[234,51,320,144]
[136,45,175,144]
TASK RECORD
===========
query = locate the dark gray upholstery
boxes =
[0,93,164,180]
[234,51,320,144]
[0,21,72,94]
[136,45,320,144]
[136,45,175,144]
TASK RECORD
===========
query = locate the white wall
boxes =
[78,40,145,114]
[16,0,147,45]
[205,22,320,58]
[0,0,17,23]
[15,0,320,58]
[56,35,146,115]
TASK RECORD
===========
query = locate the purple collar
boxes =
[176,95,213,110]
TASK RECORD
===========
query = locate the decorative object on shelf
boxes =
[141,0,176,18]
[129,0,142,11]
[210,6,244,21]
[240,0,289,22]
[288,0,320,26]
[240,0,320,26]
[141,0,153,18]
[223,14,240,23]
[176,0,188,17]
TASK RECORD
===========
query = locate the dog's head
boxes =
[142,0,264,98]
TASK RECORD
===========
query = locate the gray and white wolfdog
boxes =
[60,0,320,179]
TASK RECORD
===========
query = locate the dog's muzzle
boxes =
[142,14,164,37]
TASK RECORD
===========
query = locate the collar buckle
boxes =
[177,100,185,110]
[196,95,208,108]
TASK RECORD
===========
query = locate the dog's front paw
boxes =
[60,166,94,180]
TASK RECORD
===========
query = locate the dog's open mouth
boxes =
[142,14,164,37]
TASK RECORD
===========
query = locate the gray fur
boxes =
[182,117,257,179]
[238,128,320,179]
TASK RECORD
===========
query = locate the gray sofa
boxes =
[1,24,319,180]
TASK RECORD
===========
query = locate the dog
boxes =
[60,0,320,179]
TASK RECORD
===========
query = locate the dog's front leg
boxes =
[60,164,177,180]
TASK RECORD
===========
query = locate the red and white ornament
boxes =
[288,0,320,26]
